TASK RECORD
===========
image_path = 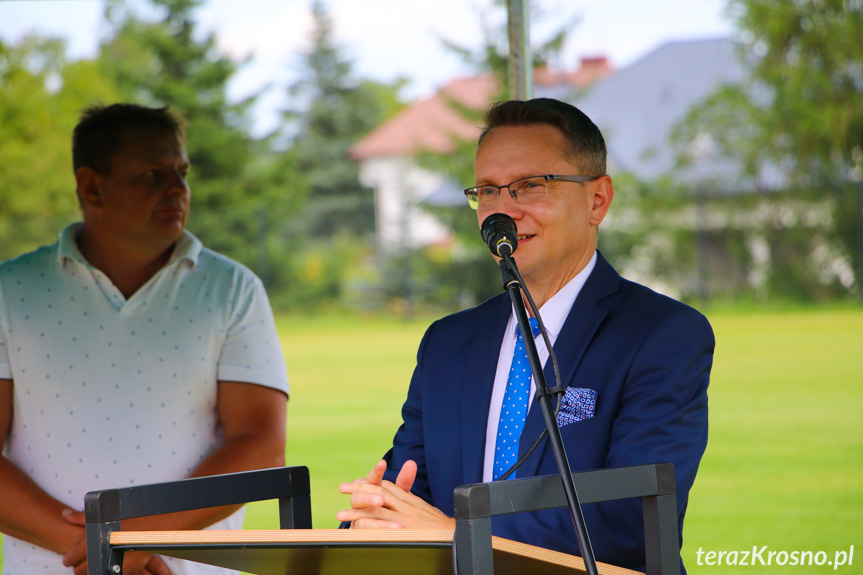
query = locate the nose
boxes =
[166,169,189,196]
[493,186,524,218]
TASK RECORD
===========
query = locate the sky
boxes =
[0,0,736,135]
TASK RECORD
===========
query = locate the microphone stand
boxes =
[498,254,599,575]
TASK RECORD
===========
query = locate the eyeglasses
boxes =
[463,174,600,210]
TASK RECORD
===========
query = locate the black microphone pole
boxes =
[484,214,599,575]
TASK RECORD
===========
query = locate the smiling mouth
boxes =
[517,234,535,241]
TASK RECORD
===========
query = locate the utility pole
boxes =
[507,0,532,99]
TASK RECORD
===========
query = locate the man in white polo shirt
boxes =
[0,103,289,575]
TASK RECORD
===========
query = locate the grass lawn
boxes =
[680,308,863,573]
[2,308,860,573]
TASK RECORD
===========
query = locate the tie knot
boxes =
[516,317,541,339]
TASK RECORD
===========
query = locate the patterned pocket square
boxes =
[556,387,597,427]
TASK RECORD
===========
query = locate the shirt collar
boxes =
[57,223,88,265]
[166,229,203,267]
[57,223,203,268]
[510,251,598,341]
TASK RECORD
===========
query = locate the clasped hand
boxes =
[337,460,454,530]
[60,509,172,575]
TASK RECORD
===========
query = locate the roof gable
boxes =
[350,58,614,160]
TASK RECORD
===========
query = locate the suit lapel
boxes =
[460,294,511,484]
[517,253,620,477]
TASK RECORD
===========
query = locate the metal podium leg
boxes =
[643,493,681,575]
[279,493,312,529]
[454,517,494,575]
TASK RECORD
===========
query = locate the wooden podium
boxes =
[85,465,679,575]
[106,529,640,575]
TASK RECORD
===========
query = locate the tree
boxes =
[0,36,119,261]
[729,0,863,180]
[257,0,409,312]
[672,0,863,300]
[98,0,303,289]
[281,0,404,240]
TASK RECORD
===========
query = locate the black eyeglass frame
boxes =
[463,174,601,209]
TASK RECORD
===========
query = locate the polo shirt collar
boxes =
[166,229,203,267]
[57,223,203,268]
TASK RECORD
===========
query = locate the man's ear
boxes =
[75,167,102,207]
[589,175,614,226]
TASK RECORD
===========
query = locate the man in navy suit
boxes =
[337,98,714,572]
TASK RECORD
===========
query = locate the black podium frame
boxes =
[84,463,678,575]
[453,463,680,575]
[84,465,312,575]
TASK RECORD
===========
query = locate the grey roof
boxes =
[571,38,755,192]
[421,38,788,206]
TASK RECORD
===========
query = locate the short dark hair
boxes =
[478,98,607,176]
[72,103,187,174]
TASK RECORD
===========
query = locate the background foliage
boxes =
[0,36,119,259]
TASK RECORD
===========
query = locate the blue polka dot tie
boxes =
[493,317,541,481]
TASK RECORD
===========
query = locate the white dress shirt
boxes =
[482,252,597,481]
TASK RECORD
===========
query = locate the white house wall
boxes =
[357,156,452,252]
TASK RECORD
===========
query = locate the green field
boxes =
[679,308,862,573]
[2,308,861,573]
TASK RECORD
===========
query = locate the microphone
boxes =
[480,213,518,257]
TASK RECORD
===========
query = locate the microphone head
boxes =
[480,213,518,257]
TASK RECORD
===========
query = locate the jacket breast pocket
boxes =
[559,410,614,440]
[539,411,614,473]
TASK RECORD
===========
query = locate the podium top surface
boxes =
[110,529,642,575]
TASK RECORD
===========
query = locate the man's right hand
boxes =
[358,459,417,492]
[61,509,172,575]
[336,459,453,530]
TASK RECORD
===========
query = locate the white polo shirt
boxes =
[0,224,289,575]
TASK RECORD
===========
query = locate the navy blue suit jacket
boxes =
[380,252,714,572]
